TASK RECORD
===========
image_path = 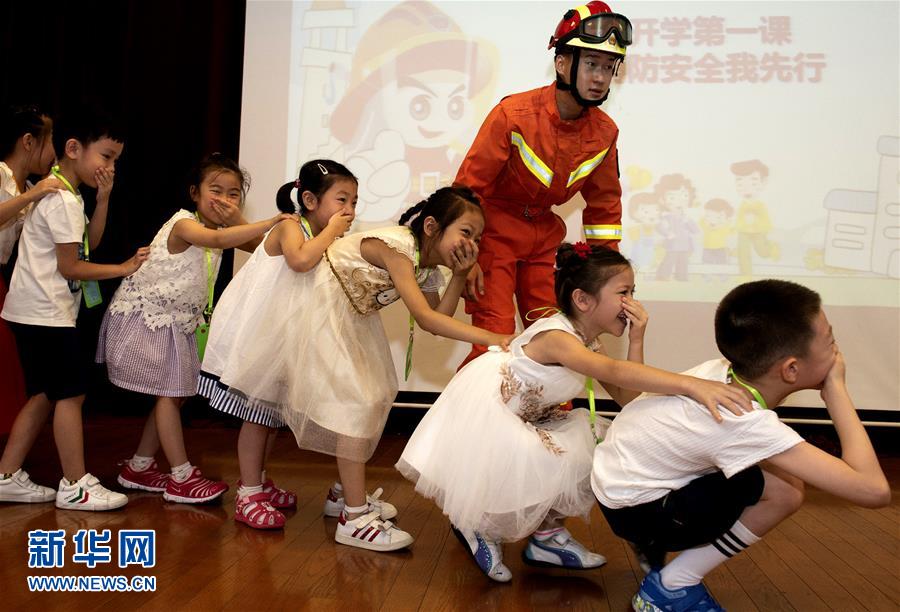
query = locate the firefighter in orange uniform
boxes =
[456,1,632,365]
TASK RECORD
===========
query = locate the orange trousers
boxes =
[462,202,567,368]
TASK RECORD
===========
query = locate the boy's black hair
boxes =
[715,280,822,379]
[554,243,631,316]
[52,106,125,159]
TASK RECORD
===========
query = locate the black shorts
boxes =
[7,321,88,401]
[600,466,765,552]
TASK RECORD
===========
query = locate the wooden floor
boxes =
[1,416,898,611]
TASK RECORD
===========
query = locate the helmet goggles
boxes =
[576,12,633,48]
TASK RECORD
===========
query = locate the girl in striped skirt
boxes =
[198,159,357,529]
[96,154,290,504]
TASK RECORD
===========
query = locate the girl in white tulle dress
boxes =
[216,186,511,552]
[199,159,356,529]
[397,243,752,582]
[97,154,290,504]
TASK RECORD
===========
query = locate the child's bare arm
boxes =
[56,243,150,280]
[370,239,510,348]
[169,215,291,251]
[209,200,265,252]
[528,330,751,420]
[432,238,478,316]
[0,177,65,225]
[279,211,352,273]
[87,167,114,249]
[766,351,890,508]
[601,297,649,406]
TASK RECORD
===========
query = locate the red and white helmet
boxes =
[549,1,632,57]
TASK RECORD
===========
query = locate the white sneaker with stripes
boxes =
[334,510,413,552]
[55,473,128,511]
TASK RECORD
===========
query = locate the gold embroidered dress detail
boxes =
[218,225,442,463]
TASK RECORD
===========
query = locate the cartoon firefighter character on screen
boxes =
[455,1,632,366]
[329,0,496,222]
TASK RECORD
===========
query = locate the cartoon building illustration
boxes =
[824,136,900,277]
[294,1,355,163]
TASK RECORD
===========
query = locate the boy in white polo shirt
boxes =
[0,107,149,510]
[593,280,890,612]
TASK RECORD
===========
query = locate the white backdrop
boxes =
[239,0,900,411]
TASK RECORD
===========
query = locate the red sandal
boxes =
[235,492,285,530]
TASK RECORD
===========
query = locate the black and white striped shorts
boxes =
[197,370,285,429]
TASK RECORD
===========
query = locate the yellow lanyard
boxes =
[404,238,419,381]
[300,216,313,239]
[50,166,89,260]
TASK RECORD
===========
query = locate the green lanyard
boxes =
[51,165,103,307]
[50,166,89,260]
[728,367,768,410]
[195,213,214,318]
[527,305,602,443]
[404,239,419,381]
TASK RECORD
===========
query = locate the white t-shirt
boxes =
[1,189,86,327]
[592,358,804,509]
[0,161,31,265]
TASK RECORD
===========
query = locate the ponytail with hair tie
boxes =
[274,159,357,215]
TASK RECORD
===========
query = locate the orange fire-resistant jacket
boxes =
[455,82,623,245]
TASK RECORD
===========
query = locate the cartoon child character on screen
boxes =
[329,1,497,222]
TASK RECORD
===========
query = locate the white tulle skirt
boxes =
[216,262,398,463]
[396,351,605,542]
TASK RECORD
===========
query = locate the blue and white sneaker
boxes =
[451,526,512,582]
[632,570,724,611]
[522,527,607,569]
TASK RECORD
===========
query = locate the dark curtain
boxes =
[1,0,247,416]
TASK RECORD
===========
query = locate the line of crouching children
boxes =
[0,104,890,612]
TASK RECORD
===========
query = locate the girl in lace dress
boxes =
[216,186,511,552]
[198,160,357,529]
[96,154,291,504]
[396,244,752,582]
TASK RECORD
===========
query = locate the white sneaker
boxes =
[324,484,397,520]
[334,510,413,552]
[55,473,128,511]
[451,526,512,582]
[0,469,56,503]
[522,527,606,569]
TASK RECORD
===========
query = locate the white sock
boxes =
[238,484,264,499]
[343,502,368,518]
[171,462,194,483]
[129,455,154,472]
[332,481,343,496]
[532,526,565,541]
[661,520,761,589]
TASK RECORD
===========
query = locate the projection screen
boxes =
[239,1,899,412]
